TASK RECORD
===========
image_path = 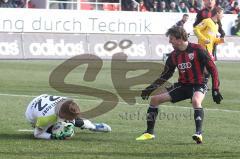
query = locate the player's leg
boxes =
[191,84,207,144]
[192,92,205,134]
[146,89,172,133]
[136,83,190,141]
[136,89,171,140]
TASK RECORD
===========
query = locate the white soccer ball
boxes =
[51,121,75,138]
[51,122,65,134]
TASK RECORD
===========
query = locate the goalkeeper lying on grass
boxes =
[25,94,111,140]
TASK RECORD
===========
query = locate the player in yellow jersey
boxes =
[194,6,224,61]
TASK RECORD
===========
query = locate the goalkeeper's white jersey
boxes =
[25,94,68,129]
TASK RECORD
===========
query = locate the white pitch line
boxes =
[0,93,36,98]
[18,129,34,132]
[0,93,240,113]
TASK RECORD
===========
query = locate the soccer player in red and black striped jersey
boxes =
[136,26,223,144]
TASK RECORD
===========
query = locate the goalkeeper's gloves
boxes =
[212,89,223,104]
[141,84,158,100]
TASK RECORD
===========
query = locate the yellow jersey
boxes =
[193,18,223,55]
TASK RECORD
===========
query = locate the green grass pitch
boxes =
[0,60,240,159]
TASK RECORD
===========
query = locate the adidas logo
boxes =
[196,116,202,121]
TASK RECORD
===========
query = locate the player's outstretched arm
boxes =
[75,118,111,132]
[141,54,176,100]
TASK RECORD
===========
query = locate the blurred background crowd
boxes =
[0,0,34,8]
[138,0,239,13]
[121,0,240,14]
[0,0,239,15]
[0,0,239,36]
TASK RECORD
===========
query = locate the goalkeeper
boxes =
[25,94,111,140]
[194,6,224,61]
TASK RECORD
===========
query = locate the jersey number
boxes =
[34,96,60,111]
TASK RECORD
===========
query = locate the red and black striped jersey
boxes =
[159,42,219,90]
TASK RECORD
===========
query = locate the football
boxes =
[51,121,75,138]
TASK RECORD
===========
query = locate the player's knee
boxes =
[150,95,163,106]
[191,97,202,108]
[150,96,158,106]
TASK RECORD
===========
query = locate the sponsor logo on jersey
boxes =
[178,62,192,70]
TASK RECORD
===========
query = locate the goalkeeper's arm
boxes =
[74,118,96,130]
[33,127,52,139]
[34,127,68,140]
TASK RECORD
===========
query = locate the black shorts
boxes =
[166,83,208,103]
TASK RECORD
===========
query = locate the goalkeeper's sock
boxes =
[146,106,159,134]
[194,108,204,134]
